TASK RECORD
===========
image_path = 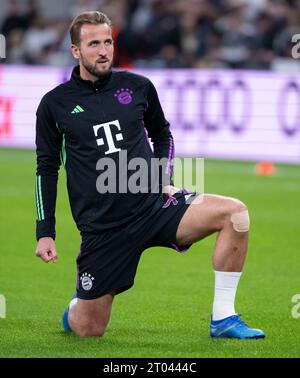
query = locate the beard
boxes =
[81,55,113,79]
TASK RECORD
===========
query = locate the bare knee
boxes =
[69,311,107,337]
[229,198,248,213]
[68,293,115,338]
[225,198,249,233]
[75,322,106,338]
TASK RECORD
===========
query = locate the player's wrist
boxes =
[36,234,56,242]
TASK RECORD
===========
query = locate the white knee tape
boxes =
[230,210,250,232]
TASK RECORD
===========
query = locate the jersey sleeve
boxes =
[35,94,62,240]
[144,79,174,187]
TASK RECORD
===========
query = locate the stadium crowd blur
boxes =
[2,0,300,70]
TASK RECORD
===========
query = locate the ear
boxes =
[71,44,80,60]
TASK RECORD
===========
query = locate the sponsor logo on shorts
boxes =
[80,273,95,291]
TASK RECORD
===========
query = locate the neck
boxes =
[79,65,99,83]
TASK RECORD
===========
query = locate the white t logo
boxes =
[93,120,123,155]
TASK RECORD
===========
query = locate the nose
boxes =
[98,44,108,56]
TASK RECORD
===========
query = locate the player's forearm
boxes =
[144,80,175,186]
[35,173,58,240]
[151,127,175,187]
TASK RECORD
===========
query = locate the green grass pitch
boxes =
[0,148,299,358]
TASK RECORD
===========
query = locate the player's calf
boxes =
[212,198,249,273]
[63,293,114,338]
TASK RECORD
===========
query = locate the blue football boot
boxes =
[62,293,77,332]
[210,314,265,339]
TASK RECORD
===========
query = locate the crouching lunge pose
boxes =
[34,11,265,339]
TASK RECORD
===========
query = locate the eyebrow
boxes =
[88,40,100,45]
[88,38,113,45]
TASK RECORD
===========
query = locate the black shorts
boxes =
[76,191,198,300]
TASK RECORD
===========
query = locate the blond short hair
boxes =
[70,11,112,45]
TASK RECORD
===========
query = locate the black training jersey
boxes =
[35,66,174,240]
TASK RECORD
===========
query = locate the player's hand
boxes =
[163,185,181,197]
[35,237,58,263]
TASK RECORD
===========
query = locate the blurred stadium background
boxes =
[2,0,300,69]
[0,0,300,358]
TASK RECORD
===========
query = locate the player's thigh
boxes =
[75,291,115,327]
[176,194,246,246]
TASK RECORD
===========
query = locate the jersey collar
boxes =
[71,65,113,90]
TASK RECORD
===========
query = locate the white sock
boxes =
[212,270,242,321]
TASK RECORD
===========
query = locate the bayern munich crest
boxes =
[114,88,133,105]
[80,273,95,291]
